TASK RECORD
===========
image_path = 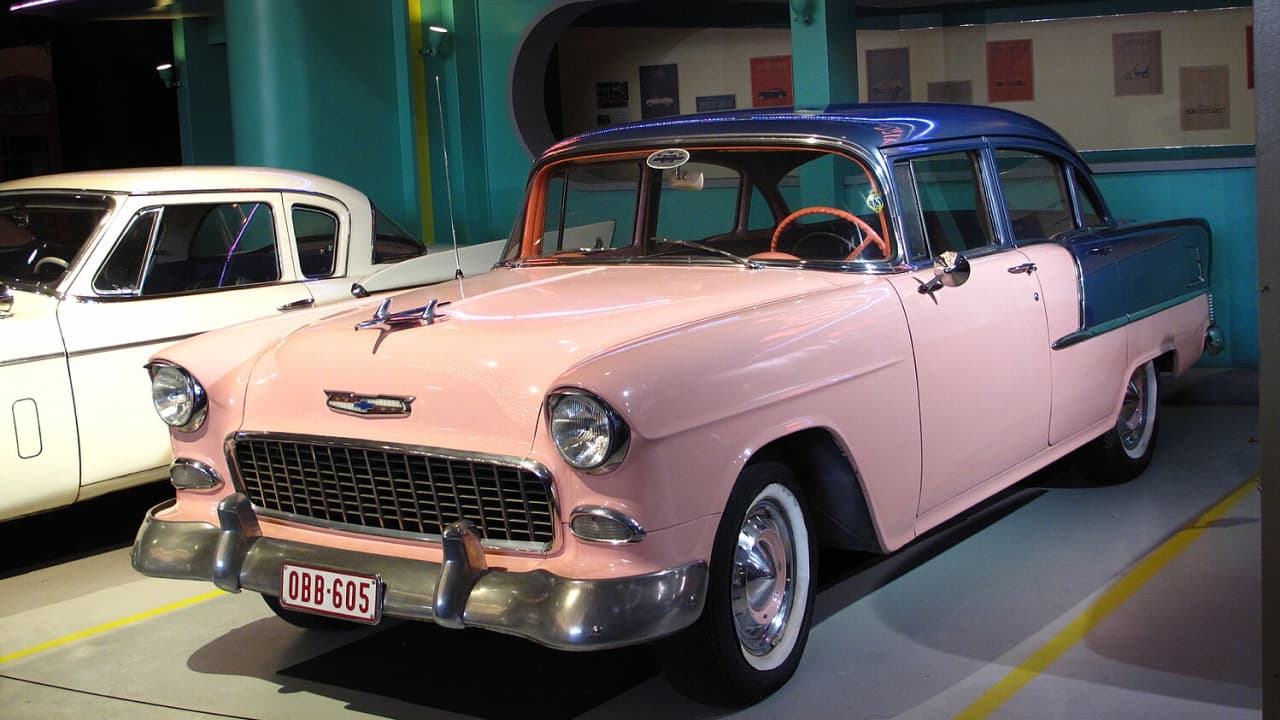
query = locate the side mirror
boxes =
[933,250,970,287]
[0,283,12,317]
[916,251,971,299]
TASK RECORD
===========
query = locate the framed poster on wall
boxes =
[1180,65,1230,131]
[1113,31,1162,96]
[986,39,1034,102]
[595,81,630,126]
[866,48,910,102]
[639,64,679,119]
[750,55,792,107]
[927,80,973,104]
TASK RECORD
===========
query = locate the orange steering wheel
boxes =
[770,206,889,261]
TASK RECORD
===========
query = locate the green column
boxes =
[223,0,311,168]
[789,0,858,107]
[791,0,858,208]
[172,17,233,166]
[220,0,420,230]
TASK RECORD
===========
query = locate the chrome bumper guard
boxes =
[131,494,708,651]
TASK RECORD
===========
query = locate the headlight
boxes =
[547,390,629,471]
[146,362,208,432]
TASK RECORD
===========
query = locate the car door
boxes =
[57,192,316,488]
[885,148,1051,518]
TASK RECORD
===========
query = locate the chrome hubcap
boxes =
[731,497,795,656]
[1118,364,1149,451]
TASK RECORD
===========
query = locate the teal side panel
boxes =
[172,17,234,165]
[1094,166,1258,368]
[223,0,419,230]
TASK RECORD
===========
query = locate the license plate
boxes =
[280,562,382,624]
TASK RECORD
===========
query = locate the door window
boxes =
[993,149,1073,244]
[95,202,281,297]
[292,206,339,278]
[899,151,995,257]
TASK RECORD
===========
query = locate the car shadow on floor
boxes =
[0,481,172,580]
[181,485,1052,719]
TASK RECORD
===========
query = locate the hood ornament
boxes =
[325,390,415,417]
[355,297,448,330]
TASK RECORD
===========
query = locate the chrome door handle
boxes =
[277,297,315,312]
[1007,262,1036,274]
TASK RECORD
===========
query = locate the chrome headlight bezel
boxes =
[146,361,208,433]
[546,389,630,473]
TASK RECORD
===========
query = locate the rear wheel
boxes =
[262,593,356,631]
[656,461,816,707]
[1078,359,1160,483]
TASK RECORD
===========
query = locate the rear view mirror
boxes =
[669,170,704,191]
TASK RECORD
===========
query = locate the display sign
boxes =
[1113,31,1162,96]
[750,55,793,108]
[639,64,680,119]
[986,39,1034,102]
[595,80,630,127]
[1180,65,1230,131]
[866,48,911,102]
[695,94,736,112]
[596,81,629,109]
[927,80,973,104]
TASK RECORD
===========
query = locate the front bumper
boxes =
[132,493,708,651]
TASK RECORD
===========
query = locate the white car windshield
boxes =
[0,194,111,286]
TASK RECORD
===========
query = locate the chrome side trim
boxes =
[1052,289,1206,350]
[0,352,65,369]
[74,278,301,303]
[67,333,200,359]
[132,500,708,650]
[224,431,558,554]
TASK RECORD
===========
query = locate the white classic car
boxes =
[0,166,502,521]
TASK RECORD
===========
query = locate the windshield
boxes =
[0,193,111,286]
[503,146,893,269]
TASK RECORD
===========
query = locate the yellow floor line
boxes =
[955,475,1258,720]
[0,589,225,666]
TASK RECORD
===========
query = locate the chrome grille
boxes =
[228,433,555,550]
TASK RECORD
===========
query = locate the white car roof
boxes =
[0,166,366,204]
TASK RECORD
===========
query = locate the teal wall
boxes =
[171,0,1259,367]
[1091,160,1258,369]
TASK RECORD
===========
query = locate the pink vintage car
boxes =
[132,104,1220,706]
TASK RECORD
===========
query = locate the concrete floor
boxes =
[0,402,1260,719]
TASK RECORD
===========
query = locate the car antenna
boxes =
[434,75,466,287]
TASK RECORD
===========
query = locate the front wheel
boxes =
[656,461,816,707]
[1078,359,1161,483]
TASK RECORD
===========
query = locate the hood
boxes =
[239,264,847,457]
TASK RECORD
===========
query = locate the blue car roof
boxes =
[548,102,1079,160]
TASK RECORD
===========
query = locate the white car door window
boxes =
[96,202,280,296]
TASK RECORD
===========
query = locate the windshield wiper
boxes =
[646,240,762,269]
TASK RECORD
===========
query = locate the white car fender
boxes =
[353,239,506,295]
